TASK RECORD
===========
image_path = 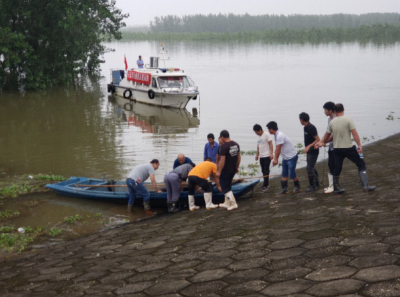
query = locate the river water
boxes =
[1,41,400,242]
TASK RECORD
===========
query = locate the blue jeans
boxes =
[281,154,298,179]
[126,178,150,206]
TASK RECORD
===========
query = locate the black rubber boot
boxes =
[306,176,316,192]
[280,180,288,194]
[168,202,180,213]
[333,176,345,194]
[358,171,376,192]
[293,180,301,193]
[314,171,320,187]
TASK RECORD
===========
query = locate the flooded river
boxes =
[1,41,400,244]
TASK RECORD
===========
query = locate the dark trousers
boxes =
[188,176,212,195]
[328,149,335,175]
[333,146,366,176]
[220,173,235,194]
[260,157,271,188]
[306,153,319,185]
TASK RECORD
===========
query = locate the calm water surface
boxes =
[1,41,399,243]
[1,41,399,182]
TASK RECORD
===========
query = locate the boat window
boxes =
[152,78,158,88]
[157,76,193,88]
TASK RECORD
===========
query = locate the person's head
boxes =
[204,157,212,162]
[253,124,263,136]
[177,154,186,164]
[218,136,223,145]
[150,159,160,170]
[207,133,215,144]
[334,103,344,113]
[220,130,230,140]
[266,121,278,135]
[323,101,335,116]
[299,112,310,126]
[139,55,142,59]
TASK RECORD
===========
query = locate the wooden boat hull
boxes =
[46,177,259,205]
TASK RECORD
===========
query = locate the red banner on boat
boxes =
[127,70,151,85]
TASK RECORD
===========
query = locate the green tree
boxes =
[0,0,128,90]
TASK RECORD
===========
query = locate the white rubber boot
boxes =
[219,195,230,209]
[188,195,200,211]
[226,191,238,211]
[204,192,218,210]
[324,174,334,194]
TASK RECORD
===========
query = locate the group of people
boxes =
[126,102,375,215]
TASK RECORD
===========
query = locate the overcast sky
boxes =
[116,0,400,26]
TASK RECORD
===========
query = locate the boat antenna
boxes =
[158,42,169,68]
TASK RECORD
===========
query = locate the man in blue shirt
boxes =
[137,55,144,68]
[173,154,194,169]
[204,133,219,163]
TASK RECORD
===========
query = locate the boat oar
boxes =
[73,184,128,188]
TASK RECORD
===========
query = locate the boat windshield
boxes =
[157,76,194,89]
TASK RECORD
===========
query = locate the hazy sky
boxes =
[116,0,400,26]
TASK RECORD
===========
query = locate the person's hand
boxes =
[255,154,259,161]
[314,142,323,149]
[216,172,221,178]
[157,190,162,193]
[218,186,222,192]
[357,146,363,154]
[303,146,309,153]
[197,187,202,194]
[272,159,278,167]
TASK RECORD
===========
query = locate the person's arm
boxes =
[305,135,320,153]
[255,143,259,161]
[204,144,207,161]
[236,152,241,173]
[268,140,274,160]
[351,129,363,153]
[273,144,282,166]
[217,155,226,177]
[316,132,331,148]
[149,174,162,193]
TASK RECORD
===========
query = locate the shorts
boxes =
[220,173,235,194]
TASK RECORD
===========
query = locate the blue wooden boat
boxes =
[46,177,259,205]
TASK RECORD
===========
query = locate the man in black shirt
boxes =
[216,130,241,211]
[300,112,320,192]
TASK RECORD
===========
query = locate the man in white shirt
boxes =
[267,121,300,194]
[253,124,274,192]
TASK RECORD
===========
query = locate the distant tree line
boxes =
[149,13,400,33]
[122,24,400,44]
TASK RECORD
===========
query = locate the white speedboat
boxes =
[107,45,199,109]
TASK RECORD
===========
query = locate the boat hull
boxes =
[112,85,197,109]
[46,177,259,206]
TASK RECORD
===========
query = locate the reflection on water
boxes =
[110,96,200,134]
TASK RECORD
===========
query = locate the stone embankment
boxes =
[1,134,400,296]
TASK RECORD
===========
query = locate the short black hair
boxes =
[220,130,230,138]
[150,159,159,164]
[207,133,215,139]
[299,112,310,122]
[323,101,335,112]
[205,157,212,162]
[253,124,262,132]
[266,121,278,131]
[334,103,344,113]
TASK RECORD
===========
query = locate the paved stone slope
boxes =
[1,134,400,296]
